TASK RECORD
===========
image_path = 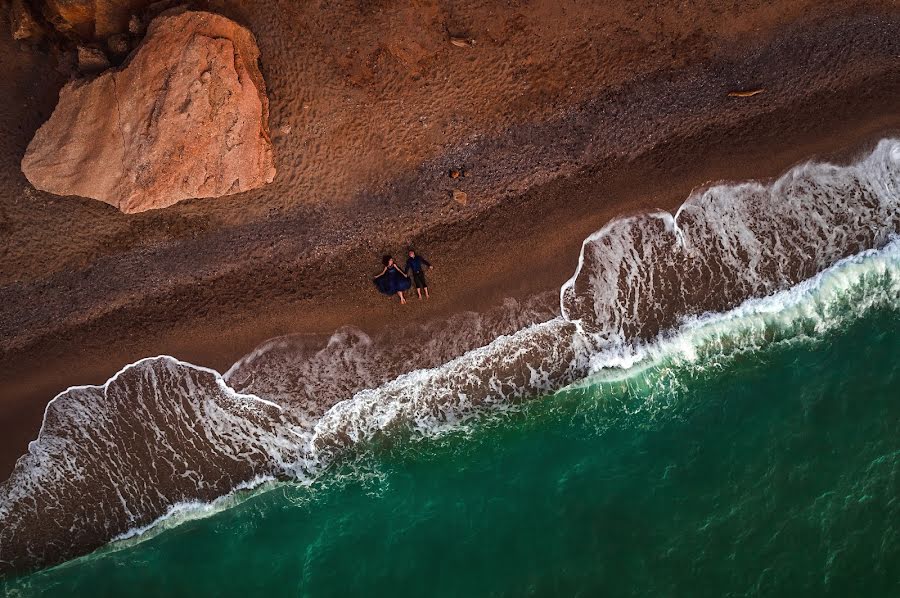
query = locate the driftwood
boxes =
[728,88,766,98]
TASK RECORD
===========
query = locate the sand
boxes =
[1,0,899,478]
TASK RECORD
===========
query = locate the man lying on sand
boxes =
[404,248,433,300]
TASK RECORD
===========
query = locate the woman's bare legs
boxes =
[398,291,407,304]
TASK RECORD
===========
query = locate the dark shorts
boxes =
[411,271,428,289]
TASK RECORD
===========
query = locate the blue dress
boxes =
[374,265,411,295]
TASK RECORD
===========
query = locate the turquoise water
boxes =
[5,259,899,596]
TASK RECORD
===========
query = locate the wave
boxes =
[577,236,900,385]
[224,294,558,418]
[1,139,898,575]
[562,138,899,343]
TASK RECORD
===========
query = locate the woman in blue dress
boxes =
[373,255,411,304]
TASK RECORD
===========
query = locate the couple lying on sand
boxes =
[374,248,433,304]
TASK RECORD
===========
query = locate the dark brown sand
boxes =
[1,0,899,478]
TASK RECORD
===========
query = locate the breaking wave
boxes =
[1,139,898,575]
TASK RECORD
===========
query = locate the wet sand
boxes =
[1,1,899,478]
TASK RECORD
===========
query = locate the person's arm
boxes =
[421,256,433,269]
[376,266,387,276]
[394,264,409,277]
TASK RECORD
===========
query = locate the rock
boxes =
[22,10,276,213]
[40,0,96,39]
[449,169,460,179]
[449,36,474,48]
[452,189,467,205]
[40,0,155,40]
[273,124,292,139]
[9,0,45,41]
[128,14,144,35]
[106,33,130,55]
[76,46,111,73]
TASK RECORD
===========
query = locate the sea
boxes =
[1,139,898,596]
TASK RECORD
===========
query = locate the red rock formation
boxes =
[21,10,276,213]
[8,0,45,41]
[37,0,153,40]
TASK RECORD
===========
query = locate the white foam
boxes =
[571,236,900,387]
[110,475,279,545]
[562,138,900,346]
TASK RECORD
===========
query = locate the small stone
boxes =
[107,33,130,55]
[449,36,472,48]
[273,124,292,139]
[452,189,468,205]
[77,46,111,74]
[128,15,145,36]
[449,169,460,179]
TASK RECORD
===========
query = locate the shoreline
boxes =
[1,4,899,480]
[3,116,897,479]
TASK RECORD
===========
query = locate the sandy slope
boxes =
[0,0,898,477]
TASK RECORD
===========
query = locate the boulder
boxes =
[21,10,276,213]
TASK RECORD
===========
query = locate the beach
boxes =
[1,0,899,578]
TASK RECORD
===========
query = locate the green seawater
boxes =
[5,279,900,596]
